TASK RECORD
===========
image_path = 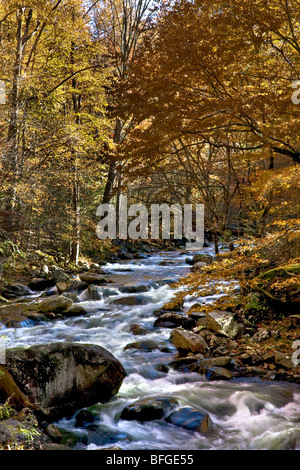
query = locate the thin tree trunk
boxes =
[102,117,123,204]
[69,38,81,264]
[259,155,274,238]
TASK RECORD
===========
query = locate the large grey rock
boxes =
[0,342,126,422]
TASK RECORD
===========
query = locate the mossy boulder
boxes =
[0,342,126,422]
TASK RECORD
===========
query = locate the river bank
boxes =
[0,244,299,450]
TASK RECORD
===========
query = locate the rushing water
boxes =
[2,248,300,450]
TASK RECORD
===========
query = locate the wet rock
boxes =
[28,278,55,291]
[36,295,73,313]
[0,304,39,328]
[193,312,222,333]
[199,357,232,368]
[120,397,178,422]
[191,261,207,272]
[192,254,213,265]
[49,267,70,284]
[75,409,96,427]
[119,283,150,294]
[154,313,196,330]
[129,323,148,335]
[88,266,106,274]
[111,296,148,307]
[0,283,32,299]
[170,328,209,355]
[167,407,212,434]
[80,286,103,301]
[158,260,178,266]
[1,342,126,422]
[79,273,108,285]
[200,365,233,380]
[124,340,159,352]
[56,280,88,294]
[64,305,88,317]
[167,355,203,372]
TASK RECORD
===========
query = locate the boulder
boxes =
[170,328,209,355]
[0,283,32,299]
[129,323,148,335]
[192,254,213,265]
[200,365,233,380]
[167,407,212,434]
[49,267,70,284]
[56,280,88,294]
[36,295,73,313]
[111,296,148,307]
[124,340,159,352]
[120,397,178,422]
[0,342,126,421]
[119,283,150,294]
[79,273,108,285]
[28,278,55,291]
[154,313,196,330]
[193,312,222,333]
[191,262,207,272]
[80,286,103,301]
[0,304,43,328]
[64,305,88,317]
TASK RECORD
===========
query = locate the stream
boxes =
[2,247,300,450]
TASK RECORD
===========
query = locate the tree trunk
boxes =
[102,118,123,204]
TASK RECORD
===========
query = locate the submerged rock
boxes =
[167,407,212,434]
[0,342,126,422]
